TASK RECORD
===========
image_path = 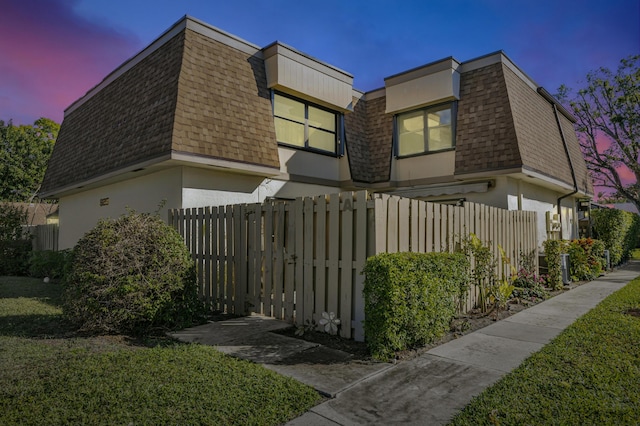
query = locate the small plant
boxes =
[488,245,516,316]
[295,318,317,336]
[512,249,549,301]
[462,233,497,313]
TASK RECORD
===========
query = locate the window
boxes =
[273,92,342,155]
[396,103,455,157]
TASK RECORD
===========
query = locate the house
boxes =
[40,15,592,250]
[2,202,58,226]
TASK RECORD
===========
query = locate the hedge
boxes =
[0,203,32,276]
[544,238,607,287]
[362,252,469,361]
[591,208,640,266]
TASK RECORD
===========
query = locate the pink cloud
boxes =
[0,0,142,125]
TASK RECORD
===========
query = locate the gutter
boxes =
[538,88,579,238]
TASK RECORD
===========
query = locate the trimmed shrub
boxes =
[0,203,32,275]
[592,208,640,266]
[543,239,565,290]
[29,249,72,279]
[63,210,206,335]
[363,252,469,361]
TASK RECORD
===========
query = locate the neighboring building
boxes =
[40,15,592,249]
[2,202,58,226]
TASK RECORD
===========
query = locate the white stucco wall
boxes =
[57,168,183,249]
[58,165,346,249]
[396,176,582,249]
[277,146,350,182]
[391,150,456,184]
[182,166,342,207]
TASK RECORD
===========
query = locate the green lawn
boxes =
[0,276,320,425]
[449,275,640,425]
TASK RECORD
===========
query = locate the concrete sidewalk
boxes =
[288,261,640,425]
[171,261,640,425]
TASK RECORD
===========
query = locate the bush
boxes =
[543,239,564,290]
[363,252,469,361]
[592,208,640,266]
[29,249,72,279]
[512,249,548,301]
[567,238,605,281]
[63,210,206,335]
[0,203,32,275]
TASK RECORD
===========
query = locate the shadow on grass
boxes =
[0,276,63,308]
[0,314,75,338]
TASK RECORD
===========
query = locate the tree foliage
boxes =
[0,118,59,202]
[560,56,640,212]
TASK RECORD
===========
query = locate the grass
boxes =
[0,276,320,425]
[449,274,640,425]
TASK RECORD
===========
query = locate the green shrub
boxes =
[0,203,32,275]
[567,238,605,281]
[592,208,640,265]
[512,249,548,301]
[543,239,565,290]
[29,249,72,279]
[363,252,469,361]
[63,210,206,335]
[461,234,497,313]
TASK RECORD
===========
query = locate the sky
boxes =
[1,0,638,127]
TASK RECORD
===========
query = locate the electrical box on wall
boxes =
[546,211,561,232]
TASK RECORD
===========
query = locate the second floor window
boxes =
[273,92,341,155]
[396,103,455,157]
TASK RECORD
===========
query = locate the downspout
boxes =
[538,88,578,239]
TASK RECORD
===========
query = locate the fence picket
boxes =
[314,195,327,323]
[170,191,538,341]
[339,193,354,338]
[303,197,314,324]
[264,203,274,317]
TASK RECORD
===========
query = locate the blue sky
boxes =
[1,0,638,125]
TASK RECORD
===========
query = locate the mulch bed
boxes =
[273,283,580,362]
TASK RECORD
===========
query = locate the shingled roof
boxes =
[41,21,279,197]
[345,55,592,195]
[345,93,393,183]
[42,16,591,198]
[455,60,592,194]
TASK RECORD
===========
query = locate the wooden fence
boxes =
[25,224,59,251]
[169,191,537,341]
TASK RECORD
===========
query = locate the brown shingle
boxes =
[172,29,279,168]
[344,95,393,183]
[455,63,521,174]
[41,28,279,196]
[41,32,185,195]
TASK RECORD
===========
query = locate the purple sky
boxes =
[1,0,638,127]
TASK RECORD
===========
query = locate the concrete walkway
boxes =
[172,261,640,425]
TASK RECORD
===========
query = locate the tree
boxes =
[0,118,59,202]
[559,55,640,212]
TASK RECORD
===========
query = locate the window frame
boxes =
[271,91,344,157]
[394,101,457,158]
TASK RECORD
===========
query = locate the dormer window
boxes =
[273,92,343,156]
[395,102,456,157]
